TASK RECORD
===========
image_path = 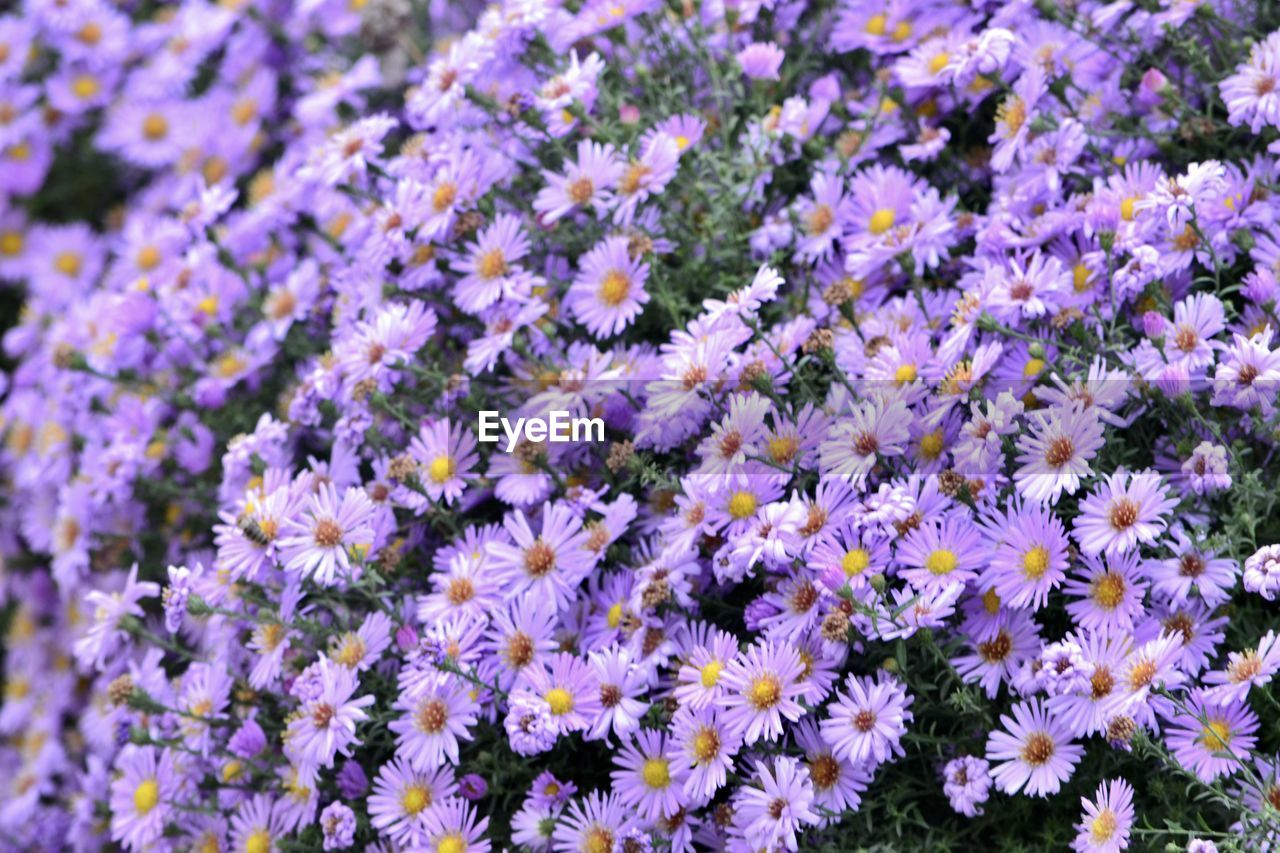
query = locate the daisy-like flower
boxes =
[552,791,636,853]
[896,511,986,592]
[278,483,376,587]
[673,623,739,711]
[534,139,622,223]
[732,756,820,851]
[109,746,180,850]
[1163,691,1259,781]
[672,705,739,806]
[1147,529,1238,607]
[942,755,993,817]
[610,728,689,822]
[1244,543,1280,601]
[953,612,1041,699]
[1064,551,1149,634]
[1073,469,1177,557]
[795,718,870,820]
[73,563,160,669]
[486,502,596,614]
[566,235,650,338]
[1014,404,1105,504]
[990,64,1046,171]
[718,639,807,745]
[986,698,1084,797]
[367,759,458,848]
[985,499,1070,610]
[286,657,375,773]
[1220,31,1280,133]
[453,213,533,313]
[737,41,785,80]
[1072,778,1135,853]
[511,652,602,738]
[818,396,913,488]
[1180,441,1232,495]
[389,674,479,771]
[421,798,491,853]
[819,672,914,770]
[406,419,480,507]
[1202,631,1280,706]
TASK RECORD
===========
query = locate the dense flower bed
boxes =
[3,0,1280,850]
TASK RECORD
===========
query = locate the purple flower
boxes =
[319,801,356,851]
[737,42,785,80]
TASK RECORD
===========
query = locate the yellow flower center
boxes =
[1120,197,1137,221]
[700,660,723,688]
[436,836,467,853]
[1072,263,1091,292]
[869,208,896,235]
[925,548,958,576]
[919,430,944,460]
[1090,809,1118,843]
[133,779,159,814]
[245,830,271,853]
[1198,720,1232,751]
[0,231,22,256]
[142,113,169,141]
[598,270,630,306]
[54,251,82,277]
[1023,358,1046,378]
[894,363,918,383]
[749,675,782,709]
[641,758,671,789]
[606,602,624,628]
[865,13,887,35]
[428,455,454,484]
[477,248,507,279]
[928,52,950,74]
[1092,572,1127,609]
[545,687,574,716]
[1022,546,1050,580]
[72,74,100,99]
[728,491,757,520]
[842,548,870,578]
[402,784,430,815]
[892,21,912,41]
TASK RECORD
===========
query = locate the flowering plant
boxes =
[3,0,1280,850]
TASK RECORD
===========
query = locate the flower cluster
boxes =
[3,0,1280,850]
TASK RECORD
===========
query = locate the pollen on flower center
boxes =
[853,709,876,732]
[997,96,1027,134]
[1197,719,1232,751]
[428,454,454,484]
[446,578,474,605]
[245,830,272,853]
[313,518,343,548]
[700,660,723,688]
[842,548,870,577]
[523,539,557,577]
[925,548,958,575]
[1091,572,1127,609]
[894,363,918,383]
[919,429,944,459]
[1108,498,1138,531]
[1022,545,1050,579]
[568,177,594,204]
[869,208,896,235]
[477,248,507,279]
[133,779,160,814]
[416,699,448,733]
[692,727,720,762]
[1090,809,1118,842]
[598,270,630,306]
[806,203,834,235]
[1044,436,1075,467]
[142,113,169,141]
[432,182,456,212]
[979,630,1013,662]
[641,757,671,789]
[1020,731,1055,766]
[1228,652,1263,684]
[748,675,782,709]
[402,784,431,815]
[545,687,574,715]
[928,52,950,74]
[728,490,757,520]
[809,754,841,789]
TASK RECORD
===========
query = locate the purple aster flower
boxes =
[1064,551,1149,634]
[389,673,479,770]
[986,698,1084,798]
[732,756,819,851]
[819,672,913,769]
[737,42,785,80]
[1013,403,1105,505]
[1073,469,1177,557]
[1244,544,1280,601]
[534,139,622,223]
[610,728,688,822]
[336,760,368,800]
[567,235,651,338]
[367,759,458,848]
[1162,691,1259,781]
[942,755,992,818]
[319,801,356,851]
[1202,630,1280,706]
[1220,31,1280,132]
[108,746,179,851]
[1072,778,1135,853]
[278,483,377,588]
[717,639,807,745]
[72,563,159,669]
[285,656,375,773]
